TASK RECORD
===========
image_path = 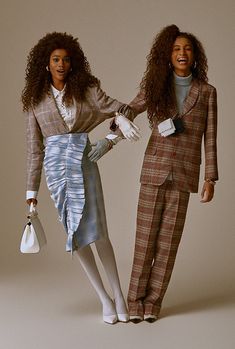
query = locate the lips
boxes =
[177,57,188,64]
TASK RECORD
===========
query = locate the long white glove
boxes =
[114,112,140,141]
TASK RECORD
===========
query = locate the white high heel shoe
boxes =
[117,313,129,323]
[103,314,118,324]
[102,299,118,324]
[114,297,129,322]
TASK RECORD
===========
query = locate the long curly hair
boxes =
[22,32,99,111]
[141,25,208,126]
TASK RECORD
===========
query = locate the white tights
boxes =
[76,237,128,316]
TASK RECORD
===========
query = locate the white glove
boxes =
[115,112,140,141]
[88,138,112,162]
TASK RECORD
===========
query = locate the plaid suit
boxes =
[127,79,218,317]
[26,85,131,192]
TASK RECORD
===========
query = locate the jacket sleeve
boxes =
[26,108,45,191]
[204,86,219,181]
[95,85,128,117]
[110,89,147,133]
[129,89,147,117]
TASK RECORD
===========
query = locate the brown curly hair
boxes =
[141,24,208,126]
[22,32,99,111]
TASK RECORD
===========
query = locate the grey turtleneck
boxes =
[174,72,192,114]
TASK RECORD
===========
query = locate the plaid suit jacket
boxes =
[26,85,131,191]
[129,80,218,193]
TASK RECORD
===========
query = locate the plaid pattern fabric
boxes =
[129,80,218,193]
[128,181,190,317]
[26,85,133,191]
[127,79,218,317]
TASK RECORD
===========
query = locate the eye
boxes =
[52,58,59,63]
[63,57,71,63]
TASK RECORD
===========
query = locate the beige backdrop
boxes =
[0,0,234,348]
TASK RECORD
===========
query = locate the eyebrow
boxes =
[52,55,70,58]
[173,44,192,47]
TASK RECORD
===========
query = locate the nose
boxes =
[180,47,187,55]
[58,59,65,68]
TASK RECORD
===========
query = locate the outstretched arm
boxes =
[88,89,146,162]
[88,112,140,162]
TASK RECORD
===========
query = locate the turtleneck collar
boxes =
[173,72,192,86]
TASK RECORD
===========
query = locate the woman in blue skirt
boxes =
[22,32,139,324]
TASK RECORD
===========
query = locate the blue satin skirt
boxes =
[44,133,108,252]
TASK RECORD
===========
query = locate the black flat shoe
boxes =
[144,314,158,323]
[129,315,143,323]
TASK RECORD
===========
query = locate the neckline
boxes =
[173,72,192,86]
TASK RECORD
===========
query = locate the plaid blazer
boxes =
[129,80,218,193]
[26,85,131,192]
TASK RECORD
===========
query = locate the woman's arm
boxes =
[201,86,218,203]
[204,86,218,182]
[87,86,140,162]
[128,89,147,117]
[26,108,45,203]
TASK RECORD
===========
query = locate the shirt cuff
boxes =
[105,134,122,145]
[26,190,38,200]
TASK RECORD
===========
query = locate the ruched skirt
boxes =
[44,133,108,252]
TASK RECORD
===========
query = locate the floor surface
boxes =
[1,250,234,349]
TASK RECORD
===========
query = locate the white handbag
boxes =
[20,203,47,253]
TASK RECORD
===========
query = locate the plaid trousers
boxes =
[128,181,190,317]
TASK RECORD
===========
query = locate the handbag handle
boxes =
[27,202,38,218]
[29,202,37,214]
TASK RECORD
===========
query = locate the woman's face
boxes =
[171,37,194,76]
[49,49,71,90]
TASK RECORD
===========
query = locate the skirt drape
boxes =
[44,133,108,252]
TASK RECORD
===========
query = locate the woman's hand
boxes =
[115,112,140,141]
[200,181,215,203]
[26,198,38,206]
[88,138,112,162]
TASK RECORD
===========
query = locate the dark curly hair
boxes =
[22,32,99,111]
[141,24,208,126]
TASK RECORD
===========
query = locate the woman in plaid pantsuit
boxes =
[125,25,218,323]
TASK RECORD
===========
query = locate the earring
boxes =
[193,61,197,69]
[168,62,172,69]
[46,66,49,71]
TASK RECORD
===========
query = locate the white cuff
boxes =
[105,134,122,145]
[26,190,38,200]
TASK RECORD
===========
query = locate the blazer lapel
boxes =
[181,79,200,116]
[169,103,178,118]
[44,93,82,132]
[70,100,82,132]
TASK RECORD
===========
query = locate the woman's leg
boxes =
[95,237,129,320]
[76,245,117,323]
[127,184,164,320]
[143,186,190,317]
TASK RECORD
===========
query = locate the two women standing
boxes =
[22,25,218,324]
